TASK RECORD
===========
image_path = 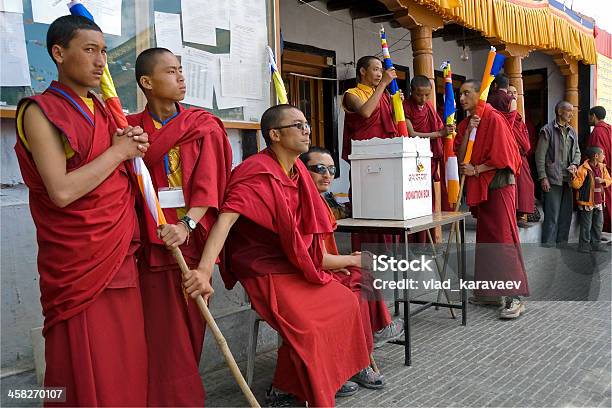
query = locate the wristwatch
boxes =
[180,215,197,232]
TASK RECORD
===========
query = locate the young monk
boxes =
[14,15,149,405]
[403,75,454,242]
[126,47,232,406]
[300,146,406,388]
[456,80,529,319]
[488,75,535,227]
[184,105,371,407]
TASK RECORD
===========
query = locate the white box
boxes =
[349,137,433,220]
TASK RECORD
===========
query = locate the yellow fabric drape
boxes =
[407,0,596,64]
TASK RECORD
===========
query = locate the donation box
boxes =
[349,137,433,220]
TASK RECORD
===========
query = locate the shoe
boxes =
[351,366,385,389]
[468,295,503,306]
[499,297,525,319]
[373,319,404,349]
[265,386,298,407]
[335,381,359,398]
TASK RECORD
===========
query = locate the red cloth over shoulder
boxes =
[221,148,334,287]
[455,103,522,206]
[14,81,137,334]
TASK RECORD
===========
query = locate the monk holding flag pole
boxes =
[454,47,529,319]
[64,2,260,406]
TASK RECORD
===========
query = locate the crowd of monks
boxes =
[14,14,610,408]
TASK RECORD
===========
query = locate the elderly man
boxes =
[535,101,581,247]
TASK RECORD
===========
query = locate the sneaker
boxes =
[373,319,404,349]
[335,381,359,398]
[499,297,525,319]
[351,366,385,389]
[468,295,503,306]
[265,387,298,407]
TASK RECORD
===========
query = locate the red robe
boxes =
[404,98,446,243]
[505,111,535,215]
[323,207,391,352]
[14,81,146,406]
[588,121,612,232]
[343,92,398,250]
[342,91,398,161]
[127,105,232,406]
[221,149,369,407]
[455,104,529,297]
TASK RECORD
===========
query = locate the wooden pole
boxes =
[171,248,261,408]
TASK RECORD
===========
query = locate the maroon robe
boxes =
[127,105,232,406]
[343,90,399,250]
[455,104,529,297]
[588,121,612,232]
[14,81,146,406]
[220,149,369,407]
[323,207,391,352]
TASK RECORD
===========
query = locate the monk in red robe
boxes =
[300,146,405,388]
[588,106,611,232]
[456,80,529,320]
[342,56,399,251]
[404,75,454,242]
[126,48,232,406]
[488,78,535,225]
[14,16,149,406]
[185,105,370,407]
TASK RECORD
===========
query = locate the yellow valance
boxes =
[408,0,597,64]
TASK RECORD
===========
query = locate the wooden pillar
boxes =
[410,25,436,108]
[565,60,579,130]
[411,25,441,240]
[504,56,525,121]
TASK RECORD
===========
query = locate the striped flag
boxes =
[68,0,166,226]
[440,61,459,206]
[380,27,408,137]
[463,47,506,164]
[267,46,288,104]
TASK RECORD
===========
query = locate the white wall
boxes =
[280,0,474,195]
[522,51,565,124]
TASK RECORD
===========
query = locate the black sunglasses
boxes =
[272,122,311,132]
[307,164,336,176]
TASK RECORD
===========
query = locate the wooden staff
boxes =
[171,247,261,408]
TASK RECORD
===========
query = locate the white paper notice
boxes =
[229,0,266,63]
[181,0,216,46]
[214,55,247,109]
[182,46,214,109]
[0,0,23,13]
[0,12,31,87]
[31,0,122,36]
[212,0,229,30]
[154,12,183,56]
[220,59,264,100]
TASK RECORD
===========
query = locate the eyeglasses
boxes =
[272,122,311,132]
[307,164,336,176]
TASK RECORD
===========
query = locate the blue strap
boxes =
[148,109,180,176]
[48,86,94,127]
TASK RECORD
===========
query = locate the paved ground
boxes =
[2,229,610,408]
[2,299,610,407]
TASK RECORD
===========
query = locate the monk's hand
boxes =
[349,251,362,268]
[112,127,149,160]
[128,126,150,154]
[332,268,351,276]
[541,178,551,192]
[460,163,476,177]
[468,115,480,133]
[567,164,578,176]
[381,68,397,87]
[183,266,214,301]
[398,90,405,101]
[158,223,189,248]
